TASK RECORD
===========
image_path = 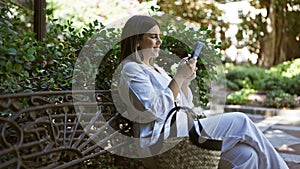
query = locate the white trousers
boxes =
[200,112,289,169]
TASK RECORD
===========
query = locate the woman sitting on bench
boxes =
[116,15,288,169]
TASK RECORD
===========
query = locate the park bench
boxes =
[0,90,135,169]
[0,90,222,169]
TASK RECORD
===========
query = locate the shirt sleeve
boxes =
[179,86,194,108]
[121,62,175,122]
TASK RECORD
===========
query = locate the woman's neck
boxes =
[142,59,151,67]
[143,61,160,73]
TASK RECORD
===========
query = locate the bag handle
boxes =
[150,105,222,154]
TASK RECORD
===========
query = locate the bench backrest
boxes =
[0,90,131,169]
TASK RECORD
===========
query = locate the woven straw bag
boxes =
[153,137,221,169]
[150,106,222,169]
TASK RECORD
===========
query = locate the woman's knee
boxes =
[226,112,253,126]
[219,143,259,169]
[229,112,250,120]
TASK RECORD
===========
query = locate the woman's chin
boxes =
[146,51,159,58]
[153,50,160,57]
[152,53,159,58]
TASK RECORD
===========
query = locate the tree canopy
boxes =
[156,0,300,67]
[239,0,300,67]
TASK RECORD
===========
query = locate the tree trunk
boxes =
[285,35,300,61]
[34,0,46,41]
[259,0,276,67]
[259,0,300,67]
[274,2,286,65]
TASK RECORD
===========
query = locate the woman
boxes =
[117,15,288,169]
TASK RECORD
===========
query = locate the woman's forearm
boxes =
[181,81,191,100]
[168,76,184,99]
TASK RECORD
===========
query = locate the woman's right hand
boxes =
[174,57,197,80]
[169,57,197,99]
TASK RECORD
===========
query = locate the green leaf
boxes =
[214,45,222,49]
[50,78,55,83]
[93,20,99,26]
[69,27,75,32]
[151,6,155,11]
[5,61,12,71]
[27,48,35,56]
[200,27,208,31]
[7,48,17,55]
[22,71,29,78]
[15,57,24,63]
[206,30,212,34]
[24,54,35,61]
[210,40,217,44]
[14,64,23,73]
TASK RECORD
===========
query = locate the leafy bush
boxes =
[226,88,257,105]
[225,64,266,90]
[258,59,300,96]
[226,80,240,91]
[1,3,223,108]
[264,89,297,108]
[265,59,300,96]
[225,59,300,96]
[267,58,300,78]
[225,59,300,108]
[0,4,37,93]
[287,75,300,96]
[0,3,101,93]
[258,75,290,92]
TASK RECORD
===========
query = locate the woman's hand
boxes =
[169,57,197,99]
[184,69,197,84]
[175,57,197,80]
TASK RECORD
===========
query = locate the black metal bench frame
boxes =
[0,90,132,169]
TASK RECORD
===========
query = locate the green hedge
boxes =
[0,4,97,93]
[225,59,300,108]
[1,3,223,108]
[1,3,224,168]
[225,64,266,90]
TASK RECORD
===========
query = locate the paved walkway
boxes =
[226,106,300,169]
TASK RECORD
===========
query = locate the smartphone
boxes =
[188,41,204,60]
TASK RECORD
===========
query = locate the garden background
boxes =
[1,0,300,168]
[1,0,299,109]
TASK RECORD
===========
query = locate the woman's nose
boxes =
[156,38,162,45]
